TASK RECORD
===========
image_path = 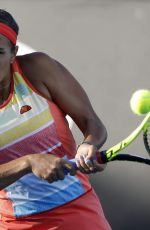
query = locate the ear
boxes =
[10,45,18,63]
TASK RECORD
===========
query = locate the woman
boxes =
[0,9,111,230]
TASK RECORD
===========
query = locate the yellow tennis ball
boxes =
[130,89,150,115]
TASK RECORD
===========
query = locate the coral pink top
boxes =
[0,59,91,218]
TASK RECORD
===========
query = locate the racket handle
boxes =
[64,159,77,174]
[64,152,105,174]
[65,151,150,174]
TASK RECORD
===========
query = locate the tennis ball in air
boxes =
[130,89,150,115]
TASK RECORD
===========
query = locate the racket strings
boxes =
[143,126,150,154]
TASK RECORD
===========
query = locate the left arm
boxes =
[22,53,107,173]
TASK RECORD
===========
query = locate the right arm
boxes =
[0,154,76,190]
[0,155,30,190]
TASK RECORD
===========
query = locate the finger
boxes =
[47,172,58,183]
[84,158,95,171]
[80,148,96,171]
[75,155,90,172]
[57,169,65,180]
[47,177,55,183]
[63,162,76,176]
[93,160,106,172]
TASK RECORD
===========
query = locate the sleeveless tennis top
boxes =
[0,59,91,218]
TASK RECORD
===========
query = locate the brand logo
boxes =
[20,105,32,114]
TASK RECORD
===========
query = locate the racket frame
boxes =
[103,112,150,162]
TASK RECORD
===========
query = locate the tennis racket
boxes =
[66,112,150,171]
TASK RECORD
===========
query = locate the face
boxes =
[0,34,18,82]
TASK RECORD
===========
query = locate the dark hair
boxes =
[0,9,19,50]
[0,9,19,35]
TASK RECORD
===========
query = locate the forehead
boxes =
[0,34,10,47]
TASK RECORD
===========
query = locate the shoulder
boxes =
[16,52,73,100]
[17,52,66,81]
[17,52,57,71]
[16,52,59,100]
[17,52,61,81]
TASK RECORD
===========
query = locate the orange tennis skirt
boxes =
[0,189,111,230]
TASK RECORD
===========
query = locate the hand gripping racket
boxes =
[66,112,150,172]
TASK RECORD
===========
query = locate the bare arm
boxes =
[0,52,106,190]
[28,53,107,148]
[27,53,107,172]
[0,156,29,190]
[0,154,76,190]
[52,61,107,149]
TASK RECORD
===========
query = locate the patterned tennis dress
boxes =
[0,59,111,230]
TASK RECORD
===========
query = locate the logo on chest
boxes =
[20,105,32,114]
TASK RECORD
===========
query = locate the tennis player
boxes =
[0,9,111,230]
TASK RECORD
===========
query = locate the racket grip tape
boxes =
[64,151,106,174]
